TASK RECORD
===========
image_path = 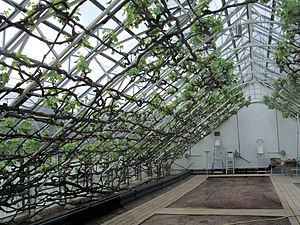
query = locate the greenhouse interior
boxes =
[0,0,299,224]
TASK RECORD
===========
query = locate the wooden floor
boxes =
[101,175,300,225]
[101,176,208,225]
[271,175,300,225]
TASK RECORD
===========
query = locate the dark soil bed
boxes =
[141,215,291,225]
[168,176,282,209]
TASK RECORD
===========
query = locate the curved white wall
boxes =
[172,103,298,171]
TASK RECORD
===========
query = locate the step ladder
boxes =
[212,139,224,174]
[226,151,235,174]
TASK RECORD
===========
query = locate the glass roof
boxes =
[0,0,291,222]
[0,0,284,106]
[212,1,284,102]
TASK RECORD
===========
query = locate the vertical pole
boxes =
[275,109,280,152]
[236,113,241,154]
[204,150,210,175]
[2,30,5,48]
[297,114,299,172]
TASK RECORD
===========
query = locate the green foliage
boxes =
[210,57,233,75]
[71,8,81,22]
[50,0,73,24]
[263,0,300,119]
[19,120,34,134]
[25,1,39,31]
[102,29,123,53]
[23,139,40,153]
[1,8,12,17]
[0,118,14,133]
[123,0,153,28]
[45,71,62,82]
[0,138,22,153]
[37,156,56,172]
[0,160,8,173]
[189,13,223,45]
[102,29,118,43]
[0,1,253,215]
[76,55,92,73]
[0,66,9,88]
[166,87,176,95]
[43,88,60,109]
[12,51,30,68]
[80,36,91,48]
[62,95,80,113]
[260,0,271,3]
[276,0,300,31]
[148,92,163,110]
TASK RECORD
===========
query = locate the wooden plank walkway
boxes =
[208,174,269,178]
[101,174,300,225]
[101,176,208,225]
[156,208,286,217]
[271,175,300,225]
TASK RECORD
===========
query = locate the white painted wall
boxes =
[172,103,298,171]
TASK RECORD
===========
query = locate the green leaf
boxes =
[0,66,9,88]
[19,120,33,134]
[46,70,62,82]
[15,51,30,64]
[1,9,11,17]
[75,55,92,73]
[23,139,40,153]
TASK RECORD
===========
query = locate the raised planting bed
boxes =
[168,176,283,209]
[142,215,290,225]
